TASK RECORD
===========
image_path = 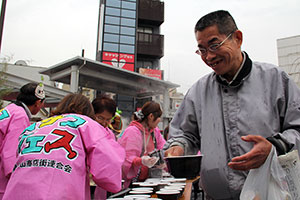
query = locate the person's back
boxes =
[0,104,30,198]
[0,82,45,199]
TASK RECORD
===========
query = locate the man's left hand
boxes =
[228,135,272,171]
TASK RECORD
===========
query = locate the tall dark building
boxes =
[96,0,164,118]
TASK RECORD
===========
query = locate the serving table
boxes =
[149,176,201,200]
[179,176,200,200]
[104,176,202,199]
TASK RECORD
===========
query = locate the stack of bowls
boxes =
[170,178,186,183]
[169,182,186,188]
[123,194,151,199]
[153,176,187,199]
[139,182,159,192]
[162,171,171,178]
[155,184,182,199]
[132,182,144,188]
[130,187,154,195]
[156,181,170,191]
[156,190,181,200]
[163,186,184,196]
[129,190,153,195]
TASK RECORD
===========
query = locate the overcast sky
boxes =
[1,0,300,94]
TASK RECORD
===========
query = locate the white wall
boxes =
[277,35,300,87]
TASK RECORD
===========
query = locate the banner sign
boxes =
[139,68,162,80]
[102,52,135,72]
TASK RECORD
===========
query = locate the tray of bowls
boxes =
[128,178,186,200]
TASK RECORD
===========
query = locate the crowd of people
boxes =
[1,9,300,200]
[0,82,166,200]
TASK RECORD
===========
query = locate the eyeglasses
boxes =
[96,115,112,123]
[195,32,233,56]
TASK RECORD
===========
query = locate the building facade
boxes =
[277,35,300,87]
[96,0,164,118]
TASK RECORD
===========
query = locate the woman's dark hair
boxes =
[134,101,162,122]
[92,94,117,115]
[51,93,95,119]
[194,10,238,35]
[17,83,44,106]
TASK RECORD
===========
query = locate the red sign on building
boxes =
[119,53,134,63]
[139,68,162,80]
[102,52,134,72]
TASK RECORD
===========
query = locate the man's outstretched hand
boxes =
[228,135,272,171]
[164,146,184,157]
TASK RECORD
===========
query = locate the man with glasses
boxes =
[164,10,300,199]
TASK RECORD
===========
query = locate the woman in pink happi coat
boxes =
[3,94,125,200]
[118,101,166,188]
[92,94,125,200]
[0,83,45,199]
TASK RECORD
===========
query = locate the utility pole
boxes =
[0,0,7,53]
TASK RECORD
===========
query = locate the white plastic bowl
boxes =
[131,187,154,191]
[129,190,153,195]
[124,194,151,199]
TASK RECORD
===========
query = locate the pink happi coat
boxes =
[0,104,30,199]
[118,121,166,188]
[2,113,125,200]
[94,127,120,200]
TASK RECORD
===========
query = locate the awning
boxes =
[1,71,72,107]
[39,56,179,98]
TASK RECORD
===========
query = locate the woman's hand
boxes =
[141,156,159,168]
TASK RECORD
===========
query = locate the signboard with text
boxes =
[139,68,162,80]
[102,52,135,72]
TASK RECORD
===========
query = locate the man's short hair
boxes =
[195,10,238,35]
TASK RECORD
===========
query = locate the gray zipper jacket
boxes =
[164,52,300,199]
